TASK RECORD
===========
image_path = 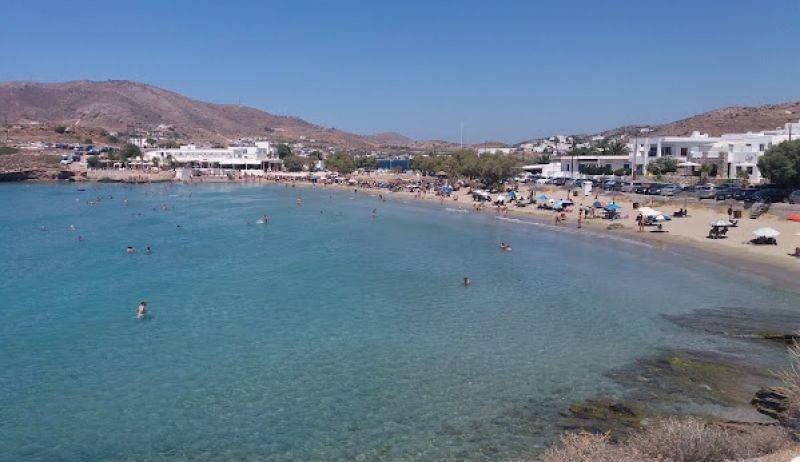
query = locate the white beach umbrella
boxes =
[678,161,701,167]
[752,227,780,238]
[710,220,734,227]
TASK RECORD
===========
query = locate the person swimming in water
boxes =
[371,208,377,219]
[463,277,471,286]
[500,242,511,251]
[145,246,152,254]
[127,246,135,254]
[136,301,148,319]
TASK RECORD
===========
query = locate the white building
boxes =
[144,142,282,172]
[476,147,514,155]
[559,155,631,176]
[627,120,799,183]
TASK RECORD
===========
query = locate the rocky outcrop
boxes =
[752,387,791,421]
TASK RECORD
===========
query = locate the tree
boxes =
[698,163,712,182]
[605,141,629,156]
[119,143,142,162]
[106,134,120,144]
[647,157,678,176]
[277,144,292,159]
[532,154,551,164]
[86,155,99,168]
[282,155,306,172]
[325,152,356,174]
[757,140,800,187]
[83,138,92,145]
[146,138,156,146]
[158,140,179,149]
[355,155,377,171]
[309,150,323,160]
[736,168,750,185]
[54,125,67,134]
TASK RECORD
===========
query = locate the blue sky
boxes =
[1,0,798,143]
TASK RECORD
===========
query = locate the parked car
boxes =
[660,184,681,196]
[751,188,789,204]
[621,182,643,193]
[714,184,740,200]
[646,183,668,195]
[695,185,716,199]
[789,190,800,204]
[733,188,759,202]
[633,183,652,194]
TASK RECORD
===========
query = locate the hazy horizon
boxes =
[2,0,799,143]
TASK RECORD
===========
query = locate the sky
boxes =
[1,0,799,144]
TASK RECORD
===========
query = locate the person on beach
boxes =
[577,213,582,229]
[636,213,644,232]
[727,205,733,219]
[136,301,148,319]
[554,213,561,225]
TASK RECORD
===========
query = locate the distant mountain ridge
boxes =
[0,80,415,149]
[1,80,797,148]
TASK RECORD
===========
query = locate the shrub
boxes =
[0,146,20,155]
[541,418,789,462]
[54,125,67,134]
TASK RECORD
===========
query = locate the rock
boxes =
[752,387,791,420]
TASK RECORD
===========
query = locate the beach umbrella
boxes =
[677,161,701,167]
[787,214,800,222]
[752,227,780,238]
[655,214,671,221]
[592,200,602,208]
[710,219,734,227]
[536,194,548,202]
[604,203,621,211]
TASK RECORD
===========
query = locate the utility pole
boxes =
[459,121,463,149]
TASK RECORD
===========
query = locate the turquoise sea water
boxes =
[1,183,798,461]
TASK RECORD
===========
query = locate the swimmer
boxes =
[127,246,135,254]
[40,225,48,231]
[257,215,269,224]
[500,242,511,252]
[77,235,84,242]
[371,208,377,219]
[68,224,76,231]
[136,301,148,319]
[463,277,471,286]
[145,246,152,254]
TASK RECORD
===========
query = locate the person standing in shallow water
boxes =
[136,301,148,319]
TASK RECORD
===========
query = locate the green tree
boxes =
[86,155,99,168]
[648,157,678,175]
[83,138,93,145]
[283,155,306,172]
[757,140,800,187]
[146,138,157,146]
[277,144,292,159]
[106,134,120,144]
[119,143,142,162]
[355,155,378,171]
[54,125,67,134]
[309,150,323,160]
[158,140,179,149]
[325,152,356,174]
[605,141,629,156]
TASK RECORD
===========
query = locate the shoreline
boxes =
[297,179,800,295]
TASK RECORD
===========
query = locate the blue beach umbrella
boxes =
[536,194,548,202]
[604,203,621,212]
[593,200,602,208]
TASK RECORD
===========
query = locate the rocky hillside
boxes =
[603,101,800,138]
[0,80,405,149]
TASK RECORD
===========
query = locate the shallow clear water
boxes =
[0,183,797,461]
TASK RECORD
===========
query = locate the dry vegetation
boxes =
[540,418,790,462]
[540,341,800,461]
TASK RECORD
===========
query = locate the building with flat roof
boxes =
[144,142,282,172]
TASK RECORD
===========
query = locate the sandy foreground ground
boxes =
[292,173,800,291]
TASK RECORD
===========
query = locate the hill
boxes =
[0,80,412,149]
[602,101,800,138]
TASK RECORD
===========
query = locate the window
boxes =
[759,144,765,151]
[648,145,657,157]
[747,167,753,174]
[662,146,672,156]
[680,147,688,156]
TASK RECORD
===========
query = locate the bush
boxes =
[54,125,67,134]
[282,155,306,172]
[86,155,99,168]
[541,418,789,462]
[0,146,20,155]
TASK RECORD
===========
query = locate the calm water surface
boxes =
[0,183,797,461]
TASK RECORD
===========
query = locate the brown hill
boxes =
[0,80,410,149]
[602,101,800,138]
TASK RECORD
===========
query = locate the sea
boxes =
[1,183,797,461]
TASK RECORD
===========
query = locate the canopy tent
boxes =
[752,227,780,238]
